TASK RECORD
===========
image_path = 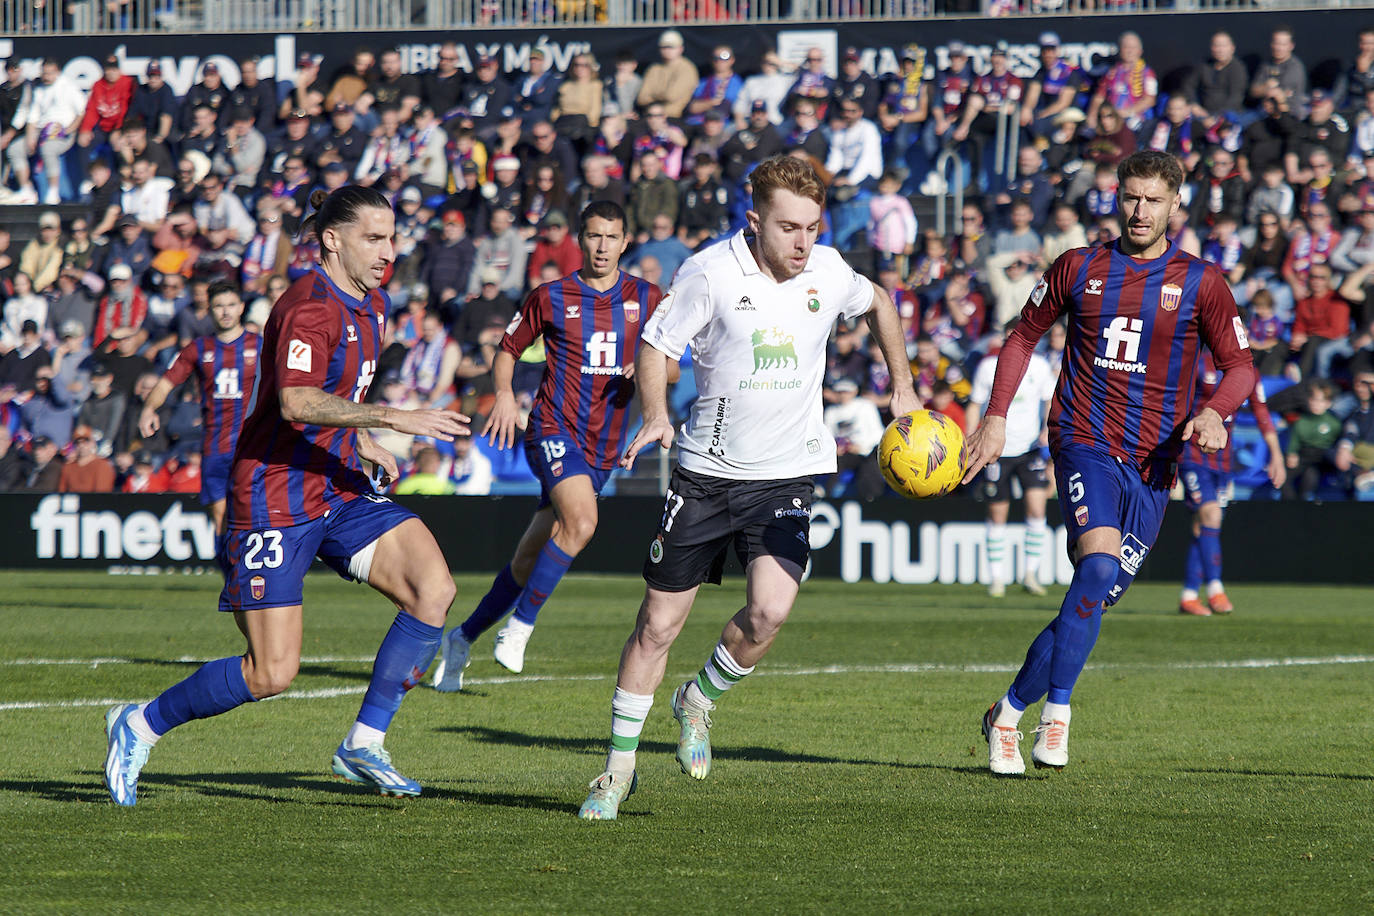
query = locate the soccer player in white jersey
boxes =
[968,318,1057,597]
[577,155,920,820]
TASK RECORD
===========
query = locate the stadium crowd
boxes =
[0,23,1372,499]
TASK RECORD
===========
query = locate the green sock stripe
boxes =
[695,670,726,701]
[610,734,640,752]
[612,713,645,724]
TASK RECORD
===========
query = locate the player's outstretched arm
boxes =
[481,350,522,450]
[138,377,176,438]
[621,343,675,470]
[962,414,1006,485]
[864,281,922,418]
[280,387,470,441]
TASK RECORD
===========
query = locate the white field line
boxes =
[2,655,1372,713]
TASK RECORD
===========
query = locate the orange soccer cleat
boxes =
[1178,597,1211,616]
[1208,592,1234,615]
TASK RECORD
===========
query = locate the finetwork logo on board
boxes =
[30,494,216,562]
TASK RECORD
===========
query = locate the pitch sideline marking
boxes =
[2,655,1372,712]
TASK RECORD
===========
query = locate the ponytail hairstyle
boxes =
[300,185,391,254]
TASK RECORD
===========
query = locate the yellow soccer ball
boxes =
[878,409,968,499]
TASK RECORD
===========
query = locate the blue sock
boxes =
[1198,525,1222,585]
[143,656,256,736]
[458,564,522,642]
[511,540,574,626]
[1047,552,1121,705]
[356,612,442,732]
[1008,621,1058,711]
[1183,531,1204,592]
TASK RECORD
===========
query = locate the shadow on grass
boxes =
[1180,767,1374,781]
[436,724,978,775]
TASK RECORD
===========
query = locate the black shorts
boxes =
[981,449,1051,503]
[642,467,813,592]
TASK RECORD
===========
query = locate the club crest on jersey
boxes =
[1160,283,1182,312]
[551,460,563,477]
[1084,278,1103,297]
[566,303,580,319]
[1075,505,1089,527]
[624,300,640,323]
[201,352,215,362]
[250,575,266,600]
[806,289,820,313]
[346,324,358,342]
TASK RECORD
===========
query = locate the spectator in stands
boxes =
[1192,147,1247,230]
[1022,32,1087,140]
[1086,32,1157,132]
[453,268,516,354]
[1294,149,1349,220]
[20,435,62,492]
[1285,379,1341,499]
[129,62,175,148]
[625,146,675,239]
[625,212,691,284]
[422,42,464,115]
[180,104,221,161]
[76,362,124,453]
[1243,90,1299,182]
[788,46,836,121]
[924,268,985,361]
[1284,202,1339,299]
[0,426,24,491]
[121,449,168,493]
[719,100,781,185]
[217,108,266,198]
[954,42,1023,191]
[50,277,94,353]
[1291,91,1350,180]
[323,47,375,117]
[122,158,173,232]
[736,50,790,127]
[679,153,731,249]
[994,146,1054,229]
[262,109,318,190]
[553,53,602,148]
[407,105,450,199]
[62,215,97,274]
[226,56,277,133]
[416,210,473,307]
[1251,26,1308,114]
[1334,28,1374,116]
[520,162,571,235]
[1184,31,1250,126]
[521,119,578,190]
[58,424,115,492]
[1247,164,1296,230]
[317,102,367,178]
[1143,95,1203,174]
[112,114,173,178]
[1202,214,1246,285]
[20,361,74,444]
[0,60,25,179]
[1334,368,1374,492]
[515,47,561,128]
[823,377,886,500]
[603,50,641,120]
[180,61,229,133]
[833,46,880,122]
[1247,289,1289,376]
[17,210,61,295]
[240,201,290,295]
[1,271,45,349]
[77,55,134,162]
[984,250,1040,329]
[910,334,970,404]
[639,30,698,119]
[450,432,494,496]
[172,278,214,348]
[527,210,580,284]
[194,171,254,251]
[9,57,86,204]
[394,444,458,495]
[992,198,1042,260]
[355,106,407,187]
[462,53,513,136]
[878,46,927,185]
[371,47,422,121]
[1042,203,1088,264]
[401,309,460,409]
[92,263,144,347]
[689,106,731,165]
[1290,263,1353,379]
[468,207,527,301]
[0,318,48,390]
[866,169,916,275]
[919,41,975,195]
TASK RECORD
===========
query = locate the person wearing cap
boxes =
[422,209,477,309]
[1021,31,1088,140]
[318,100,367,175]
[1291,89,1352,175]
[58,423,116,493]
[19,434,62,493]
[261,108,319,191]
[75,360,126,453]
[527,209,581,284]
[832,47,879,122]
[179,60,230,135]
[822,376,886,501]
[77,55,135,157]
[515,46,562,127]
[678,152,732,247]
[459,51,513,134]
[877,45,927,187]
[18,211,63,293]
[485,152,524,214]
[9,57,86,205]
[687,45,742,128]
[129,60,177,147]
[433,198,670,693]
[467,207,527,300]
[93,262,148,347]
[49,289,95,382]
[0,315,50,393]
[718,99,782,185]
[638,29,698,119]
[121,449,171,494]
[103,215,154,288]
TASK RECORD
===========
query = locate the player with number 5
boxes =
[961,151,1257,776]
[104,186,470,806]
[431,200,669,689]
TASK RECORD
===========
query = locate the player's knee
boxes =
[415,572,457,619]
[743,601,791,640]
[1075,552,1121,600]
[557,512,598,553]
[245,658,299,699]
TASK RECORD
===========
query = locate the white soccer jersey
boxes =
[642,231,874,480]
[971,350,1055,457]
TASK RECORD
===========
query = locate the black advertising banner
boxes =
[4,492,1371,584]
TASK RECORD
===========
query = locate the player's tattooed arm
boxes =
[281,387,470,440]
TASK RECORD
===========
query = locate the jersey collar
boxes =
[730,230,814,280]
[1109,237,1179,271]
[314,266,376,315]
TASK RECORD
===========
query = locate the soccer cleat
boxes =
[1178,598,1211,616]
[988,581,1006,598]
[1020,575,1047,597]
[1031,717,1070,770]
[577,770,638,820]
[981,702,1025,776]
[104,704,153,806]
[1208,592,1234,615]
[331,742,422,797]
[431,628,472,692]
[492,619,533,674]
[671,681,714,780]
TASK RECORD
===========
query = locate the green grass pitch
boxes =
[0,570,1371,913]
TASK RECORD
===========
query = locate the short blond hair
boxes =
[750,155,826,213]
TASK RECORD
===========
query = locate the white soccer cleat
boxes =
[988,581,1006,598]
[431,628,472,692]
[492,618,534,674]
[1020,574,1047,596]
[981,702,1025,776]
[1031,717,1070,770]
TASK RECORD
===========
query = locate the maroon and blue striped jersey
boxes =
[987,239,1255,479]
[501,271,663,470]
[163,331,261,462]
[1180,349,1276,473]
[228,268,387,531]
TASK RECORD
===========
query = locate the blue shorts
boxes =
[1054,443,1171,606]
[218,495,417,612]
[1180,463,1231,511]
[525,434,615,510]
[201,452,233,506]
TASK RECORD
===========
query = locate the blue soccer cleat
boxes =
[671,681,714,780]
[577,770,637,820]
[104,703,153,806]
[331,742,422,797]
